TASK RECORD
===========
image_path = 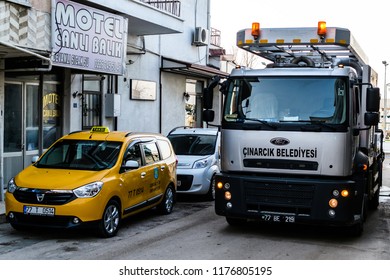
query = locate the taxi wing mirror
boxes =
[32,155,40,164]
[122,160,139,169]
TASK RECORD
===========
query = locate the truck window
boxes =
[223,77,348,125]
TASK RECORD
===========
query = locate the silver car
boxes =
[168,127,220,200]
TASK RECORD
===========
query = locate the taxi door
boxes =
[140,142,164,203]
[120,143,149,214]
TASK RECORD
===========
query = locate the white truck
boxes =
[205,22,384,235]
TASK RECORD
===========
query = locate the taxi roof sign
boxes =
[90,126,110,133]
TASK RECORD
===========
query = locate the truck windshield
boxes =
[223,77,347,125]
[35,140,122,170]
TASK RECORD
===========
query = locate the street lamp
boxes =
[383,60,388,139]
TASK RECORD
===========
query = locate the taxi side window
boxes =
[124,143,142,166]
[143,142,160,165]
[157,139,172,160]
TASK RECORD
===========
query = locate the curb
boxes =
[0,214,6,224]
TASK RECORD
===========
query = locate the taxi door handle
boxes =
[141,172,146,178]
[160,166,165,171]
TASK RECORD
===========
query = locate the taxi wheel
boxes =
[158,186,174,215]
[98,199,121,238]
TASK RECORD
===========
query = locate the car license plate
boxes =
[261,213,295,223]
[23,205,55,216]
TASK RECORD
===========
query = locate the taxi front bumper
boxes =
[5,192,108,229]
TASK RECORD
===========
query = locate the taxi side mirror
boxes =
[32,155,40,164]
[122,160,139,169]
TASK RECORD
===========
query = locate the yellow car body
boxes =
[5,127,177,237]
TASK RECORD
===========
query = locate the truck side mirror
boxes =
[202,109,215,122]
[366,87,380,112]
[203,88,213,109]
[364,112,379,126]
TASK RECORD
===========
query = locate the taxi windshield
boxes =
[35,139,122,170]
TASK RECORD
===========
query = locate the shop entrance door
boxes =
[3,81,39,184]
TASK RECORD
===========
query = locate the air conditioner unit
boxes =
[193,27,209,46]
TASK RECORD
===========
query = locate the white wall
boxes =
[67,0,216,135]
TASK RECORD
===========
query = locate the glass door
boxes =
[4,82,39,184]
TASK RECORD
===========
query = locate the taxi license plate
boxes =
[261,213,295,223]
[23,205,55,216]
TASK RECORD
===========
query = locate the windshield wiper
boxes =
[279,119,337,131]
[240,117,277,129]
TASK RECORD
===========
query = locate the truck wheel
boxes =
[158,185,174,214]
[369,188,380,210]
[226,217,247,227]
[97,199,121,238]
[348,195,368,236]
[205,175,216,201]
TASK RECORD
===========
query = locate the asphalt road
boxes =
[0,155,389,260]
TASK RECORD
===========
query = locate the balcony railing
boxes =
[210,28,221,47]
[140,0,181,17]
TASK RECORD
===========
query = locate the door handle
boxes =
[160,166,165,171]
[141,172,146,178]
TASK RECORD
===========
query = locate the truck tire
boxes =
[226,217,247,227]
[369,188,380,210]
[205,175,216,201]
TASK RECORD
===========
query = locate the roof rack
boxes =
[236,26,368,68]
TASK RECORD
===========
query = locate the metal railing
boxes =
[140,0,181,17]
[210,28,221,47]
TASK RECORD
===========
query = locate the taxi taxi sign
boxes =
[90,126,110,133]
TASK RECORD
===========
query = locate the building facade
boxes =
[0,0,227,201]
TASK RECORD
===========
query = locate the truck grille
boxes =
[243,159,318,171]
[13,188,76,205]
[245,181,315,215]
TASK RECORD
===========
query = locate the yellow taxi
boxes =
[5,126,177,237]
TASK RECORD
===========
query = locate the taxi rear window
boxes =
[36,140,122,170]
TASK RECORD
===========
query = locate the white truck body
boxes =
[211,23,383,235]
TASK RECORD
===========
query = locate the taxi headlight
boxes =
[193,159,209,169]
[7,178,18,193]
[74,182,103,198]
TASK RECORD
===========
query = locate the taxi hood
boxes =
[14,165,111,190]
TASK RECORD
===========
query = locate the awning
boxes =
[161,57,229,79]
[0,40,52,71]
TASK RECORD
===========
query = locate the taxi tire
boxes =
[158,185,174,215]
[97,199,121,238]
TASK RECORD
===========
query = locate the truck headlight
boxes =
[193,159,209,169]
[7,178,18,193]
[73,182,103,198]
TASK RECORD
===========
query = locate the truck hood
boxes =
[14,165,111,190]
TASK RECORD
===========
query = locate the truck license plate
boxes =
[23,205,55,216]
[261,213,295,223]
